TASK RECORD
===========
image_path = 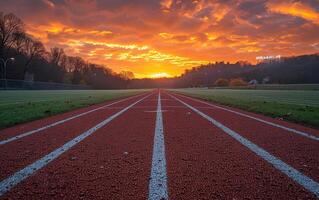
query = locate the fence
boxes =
[0,79,90,90]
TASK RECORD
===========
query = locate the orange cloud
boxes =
[267,2,319,24]
[2,0,318,78]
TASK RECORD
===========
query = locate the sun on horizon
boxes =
[149,72,172,79]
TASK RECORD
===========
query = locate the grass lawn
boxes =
[214,84,319,91]
[171,88,319,128]
[0,89,149,129]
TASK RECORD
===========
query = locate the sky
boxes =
[1,0,319,78]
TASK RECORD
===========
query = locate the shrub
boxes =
[229,78,248,86]
[214,78,229,86]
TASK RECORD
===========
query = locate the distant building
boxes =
[256,55,281,64]
[249,79,258,85]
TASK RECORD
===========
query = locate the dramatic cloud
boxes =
[1,0,318,77]
[267,1,319,25]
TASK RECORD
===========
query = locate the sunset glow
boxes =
[1,0,318,78]
[150,72,172,79]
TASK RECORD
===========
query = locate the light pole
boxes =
[0,57,15,90]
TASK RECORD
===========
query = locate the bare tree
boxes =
[46,47,68,82]
[49,47,66,67]
[22,36,45,76]
[66,56,86,84]
[0,12,24,57]
[67,56,85,72]
[12,32,27,53]
[120,71,135,80]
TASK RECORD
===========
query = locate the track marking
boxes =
[144,110,168,113]
[173,92,319,141]
[148,92,168,200]
[168,93,319,198]
[0,93,149,145]
[0,93,152,196]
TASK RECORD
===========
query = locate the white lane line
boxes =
[0,93,149,145]
[148,92,168,200]
[173,93,319,141]
[0,93,152,196]
[168,93,319,198]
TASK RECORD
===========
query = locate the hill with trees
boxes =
[173,54,319,88]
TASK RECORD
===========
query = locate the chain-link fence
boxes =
[0,79,90,90]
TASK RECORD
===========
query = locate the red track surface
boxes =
[0,90,318,199]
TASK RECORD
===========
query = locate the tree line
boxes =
[128,54,319,88]
[175,53,319,88]
[0,12,133,89]
[1,12,318,89]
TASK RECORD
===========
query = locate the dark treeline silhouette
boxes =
[0,12,131,89]
[171,53,319,88]
[1,12,319,89]
[128,54,319,88]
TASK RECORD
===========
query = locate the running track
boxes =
[0,90,318,199]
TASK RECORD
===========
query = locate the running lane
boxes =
[0,92,148,141]
[161,91,317,199]
[0,92,154,180]
[167,91,319,182]
[1,91,158,199]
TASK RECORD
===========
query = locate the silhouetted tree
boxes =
[0,12,24,58]
[120,71,135,80]
[67,56,86,84]
[22,36,45,77]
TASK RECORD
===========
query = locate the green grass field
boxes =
[171,88,319,128]
[0,90,149,129]
[213,84,319,90]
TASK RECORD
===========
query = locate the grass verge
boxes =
[172,89,319,128]
[0,90,149,129]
